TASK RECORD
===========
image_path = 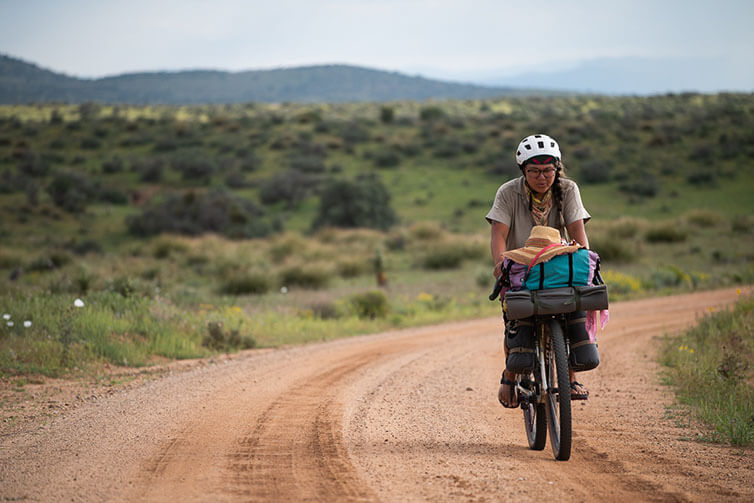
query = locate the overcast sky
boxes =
[1,0,753,86]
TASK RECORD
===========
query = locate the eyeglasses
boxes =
[525,167,557,178]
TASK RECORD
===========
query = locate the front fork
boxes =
[536,319,549,404]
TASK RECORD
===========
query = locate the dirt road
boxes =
[1,288,752,502]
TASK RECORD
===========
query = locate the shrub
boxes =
[133,158,164,183]
[99,186,128,205]
[684,209,723,228]
[420,106,446,122]
[579,159,614,184]
[336,259,367,278]
[646,265,691,289]
[420,243,474,270]
[589,236,636,264]
[619,173,659,198]
[312,174,397,231]
[372,149,401,168]
[17,151,50,177]
[731,214,753,233]
[278,265,331,290]
[288,155,326,174]
[220,272,271,295]
[645,224,688,243]
[171,155,216,182]
[46,171,96,213]
[686,169,718,187]
[348,290,389,319]
[102,157,124,174]
[308,300,341,319]
[203,321,256,351]
[126,189,280,239]
[259,170,311,208]
[26,251,72,272]
[409,222,445,241]
[380,106,394,124]
[80,137,102,149]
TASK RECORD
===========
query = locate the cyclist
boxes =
[486,134,591,407]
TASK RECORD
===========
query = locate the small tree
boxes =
[312,174,397,231]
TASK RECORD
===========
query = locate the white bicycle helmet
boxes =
[515,134,561,166]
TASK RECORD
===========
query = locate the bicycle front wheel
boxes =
[522,372,547,450]
[545,318,572,461]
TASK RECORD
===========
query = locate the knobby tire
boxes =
[523,380,547,450]
[546,318,572,461]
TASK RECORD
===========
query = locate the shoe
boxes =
[570,381,589,400]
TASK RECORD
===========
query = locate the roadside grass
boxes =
[659,292,754,446]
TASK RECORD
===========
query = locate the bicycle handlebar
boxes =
[489,277,504,301]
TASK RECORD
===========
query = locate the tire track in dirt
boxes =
[224,354,378,501]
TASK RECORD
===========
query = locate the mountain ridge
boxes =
[0,54,548,105]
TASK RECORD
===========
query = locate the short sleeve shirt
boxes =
[485,176,591,250]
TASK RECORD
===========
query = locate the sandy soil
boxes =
[1,287,752,502]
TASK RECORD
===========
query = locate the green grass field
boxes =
[1,94,753,378]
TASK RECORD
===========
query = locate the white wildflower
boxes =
[2,314,10,320]
[7,321,14,327]
[280,286,288,294]
[74,298,85,308]
[24,321,32,328]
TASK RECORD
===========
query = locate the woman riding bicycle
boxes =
[486,134,591,407]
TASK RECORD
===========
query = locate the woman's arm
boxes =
[566,219,589,248]
[490,221,510,277]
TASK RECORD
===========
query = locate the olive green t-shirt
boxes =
[485,176,591,250]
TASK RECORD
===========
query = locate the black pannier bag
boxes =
[566,311,600,371]
[505,318,535,373]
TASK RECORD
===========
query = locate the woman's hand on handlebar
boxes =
[494,259,504,279]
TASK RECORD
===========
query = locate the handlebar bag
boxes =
[504,287,578,320]
[503,249,599,291]
[524,248,592,290]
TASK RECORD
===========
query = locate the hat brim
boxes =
[503,244,581,266]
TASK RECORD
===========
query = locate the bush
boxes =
[731,214,753,233]
[203,321,256,351]
[348,290,389,319]
[685,210,723,228]
[126,189,280,239]
[336,259,367,278]
[589,236,637,264]
[220,272,271,295]
[420,242,483,270]
[645,224,688,243]
[619,173,659,198]
[278,265,331,290]
[46,171,96,213]
[133,158,165,183]
[312,174,397,231]
[308,300,341,319]
[171,155,216,182]
[102,157,124,174]
[372,149,401,168]
[686,169,718,187]
[579,159,614,184]
[259,170,311,208]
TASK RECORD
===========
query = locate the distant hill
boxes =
[0,54,543,105]
[481,57,754,95]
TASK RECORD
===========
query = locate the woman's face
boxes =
[523,163,557,195]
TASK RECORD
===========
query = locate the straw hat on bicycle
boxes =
[503,225,581,266]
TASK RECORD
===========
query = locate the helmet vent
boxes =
[524,144,531,150]
[537,141,544,148]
